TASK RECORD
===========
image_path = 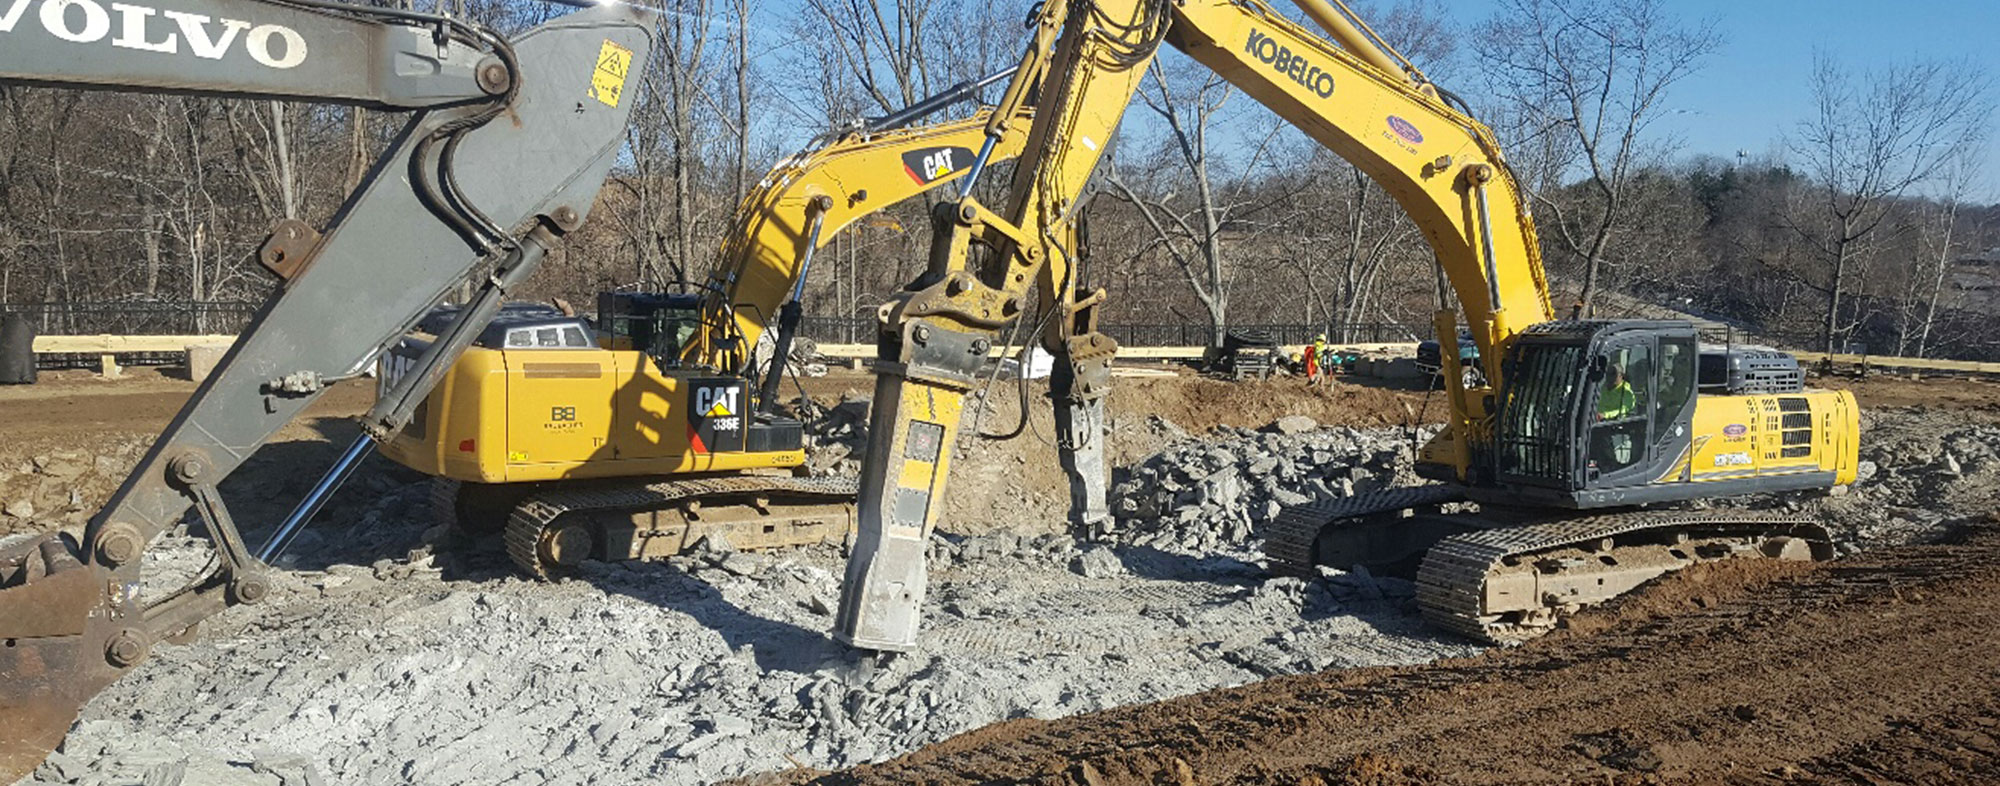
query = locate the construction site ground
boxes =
[3,365,1998,785]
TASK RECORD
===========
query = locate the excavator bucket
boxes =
[0,533,126,781]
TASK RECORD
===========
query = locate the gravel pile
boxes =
[1108,416,1429,554]
[1786,409,2000,550]
[18,403,1996,786]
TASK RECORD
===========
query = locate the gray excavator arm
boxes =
[0,0,656,777]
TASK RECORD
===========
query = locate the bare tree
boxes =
[731,0,754,206]
[1477,0,1721,315]
[1295,0,1457,339]
[1101,68,1240,347]
[789,0,1013,125]
[1907,149,1986,357]
[1790,54,1993,355]
[797,0,934,115]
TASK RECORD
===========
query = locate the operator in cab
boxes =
[1598,365,1636,420]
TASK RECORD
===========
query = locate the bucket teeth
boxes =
[0,535,125,783]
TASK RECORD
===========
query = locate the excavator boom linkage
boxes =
[0,3,657,778]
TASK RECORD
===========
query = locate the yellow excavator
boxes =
[374,76,1036,579]
[0,0,1863,776]
[832,0,1859,649]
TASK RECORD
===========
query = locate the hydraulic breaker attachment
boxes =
[1052,303,1117,540]
[834,316,988,650]
[0,4,656,778]
[836,0,1149,652]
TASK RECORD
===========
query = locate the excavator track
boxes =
[1415,511,1830,644]
[1264,488,1833,644]
[1262,485,1470,576]
[504,475,858,580]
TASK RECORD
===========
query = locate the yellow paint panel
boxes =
[897,458,937,490]
[1684,390,1857,484]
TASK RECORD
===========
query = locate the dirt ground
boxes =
[745,371,2000,786]
[0,364,1472,786]
[771,522,2000,786]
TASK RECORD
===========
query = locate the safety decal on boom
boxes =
[901,146,974,185]
[686,378,745,454]
[590,40,633,108]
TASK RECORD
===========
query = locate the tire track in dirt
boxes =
[778,522,2000,786]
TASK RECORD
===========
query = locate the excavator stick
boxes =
[0,3,657,778]
[836,0,1155,650]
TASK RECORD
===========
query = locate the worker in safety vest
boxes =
[1306,333,1329,385]
[1598,365,1636,420]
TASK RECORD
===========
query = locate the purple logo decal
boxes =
[1723,424,1747,437]
[1387,116,1423,145]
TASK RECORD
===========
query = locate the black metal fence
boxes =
[0,301,261,336]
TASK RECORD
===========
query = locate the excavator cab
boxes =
[1488,320,1856,509]
[1491,321,1696,499]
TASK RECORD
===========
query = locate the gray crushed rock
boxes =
[36,418,1478,786]
[31,406,1997,786]
[1109,422,1434,553]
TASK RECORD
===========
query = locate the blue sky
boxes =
[1414,0,2000,198]
[737,0,1999,199]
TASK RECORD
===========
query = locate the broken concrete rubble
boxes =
[1110,421,1432,554]
[23,401,2000,786]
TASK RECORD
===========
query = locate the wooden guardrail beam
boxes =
[32,335,236,354]
[32,332,2000,380]
[30,334,235,378]
[1791,351,2000,376]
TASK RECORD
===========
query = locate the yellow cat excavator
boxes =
[374,77,1035,579]
[832,0,1859,650]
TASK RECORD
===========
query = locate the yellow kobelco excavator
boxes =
[832,0,1859,650]
[374,77,1035,579]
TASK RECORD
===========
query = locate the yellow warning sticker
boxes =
[589,40,633,108]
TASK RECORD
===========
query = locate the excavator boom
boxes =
[689,99,1036,380]
[835,0,1552,650]
[0,1,657,777]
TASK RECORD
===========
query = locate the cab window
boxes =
[1655,338,1695,430]
[1589,343,1651,473]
